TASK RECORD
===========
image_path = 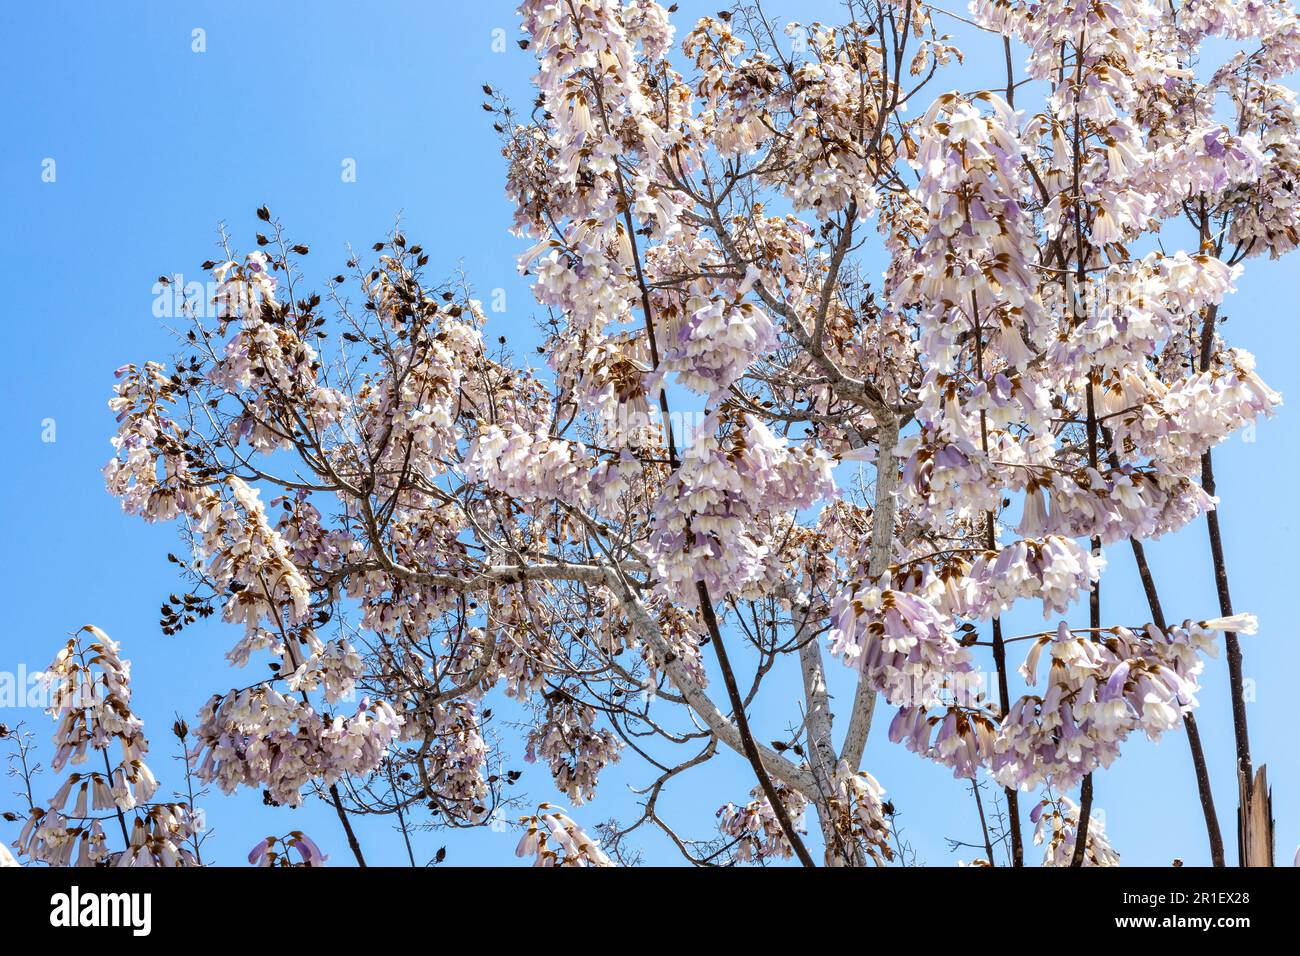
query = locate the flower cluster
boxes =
[1032,796,1121,867]
[514,804,613,867]
[828,581,977,709]
[824,761,896,866]
[525,697,622,805]
[11,627,203,868]
[247,831,328,867]
[649,414,836,601]
[104,362,198,521]
[192,689,402,807]
[717,782,810,864]
[994,619,1230,790]
[415,700,490,819]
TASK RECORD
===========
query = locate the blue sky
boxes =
[0,1,1295,867]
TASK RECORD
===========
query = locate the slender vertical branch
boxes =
[1071,774,1094,866]
[1004,37,1016,108]
[1129,537,1226,866]
[1065,27,1098,863]
[101,748,131,845]
[1198,291,1255,865]
[970,287,1024,866]
[609,145,814,866]
[987,617,1023,865]
[697,582,816,867]
[282,634,369,869]
[971,778,996,865]
[1071,380,1101,866]
[328,783,368,867]
[387,763,418,868]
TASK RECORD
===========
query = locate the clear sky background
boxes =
[0,1,1295,867]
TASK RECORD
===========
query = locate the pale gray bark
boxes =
[796,602,863,865]
[839,415,898,770]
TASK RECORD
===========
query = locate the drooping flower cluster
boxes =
[416,700,490,819]
[104,362,199,522]
[465,423,638,513]
[525,697,622,805]
[192,689,402,808]
[649,414,836,601]
[1032,795,1121,867]
[194,477,313,635]
[717,781,810,864]
[828,580,976,710]
[514,804,613,867]
[993,619,1230,790]
[247,831,328,867]
[823,762,895,867]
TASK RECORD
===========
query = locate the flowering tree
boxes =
[89,0,1296,867]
